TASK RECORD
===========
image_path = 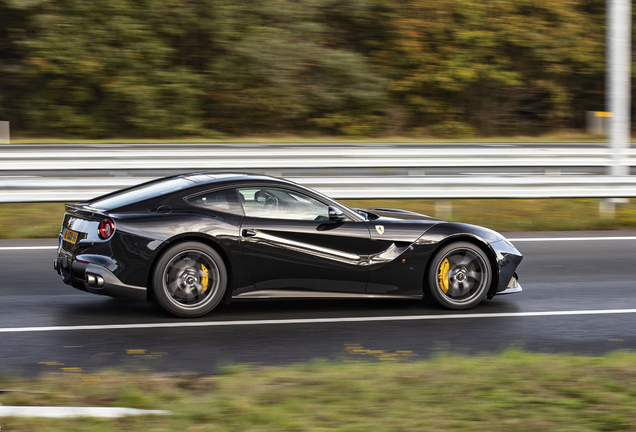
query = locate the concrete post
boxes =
[0,121,9,144]
[607,0,631,176]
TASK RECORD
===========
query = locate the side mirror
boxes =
[328,206,346,221]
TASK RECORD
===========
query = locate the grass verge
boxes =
[2,351,636,431]
[340,198,636,232]
[3,199,635,239]
[0,203,66,239]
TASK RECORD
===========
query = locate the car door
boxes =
[238,186,371,293]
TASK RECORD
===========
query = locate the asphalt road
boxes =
[1,231,636,376]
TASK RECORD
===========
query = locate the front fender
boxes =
[420,223,523,298]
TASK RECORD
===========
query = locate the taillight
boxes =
[98,218,115,240]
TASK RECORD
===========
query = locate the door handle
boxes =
[242,229,257,237]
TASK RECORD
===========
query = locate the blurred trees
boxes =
[0,0,32,129]
[375,0,605,136]
[0,0,611,137]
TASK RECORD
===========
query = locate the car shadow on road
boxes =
[53,294,522,326]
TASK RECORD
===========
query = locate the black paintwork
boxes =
[55,173,523,304]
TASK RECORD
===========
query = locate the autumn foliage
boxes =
[0,0,611,137]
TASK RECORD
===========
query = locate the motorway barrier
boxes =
[1,147,635,171]
[2,176,636,202]
[1,146,635,202]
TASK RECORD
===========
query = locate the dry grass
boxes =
[4,131,611,144]
[341,198,636,232]
[2,351,636,431]
[0,203,66,239]
[2,199,636,239]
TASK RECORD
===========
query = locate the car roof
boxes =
[177,172,297,187]
[84,171,366,221]
[85,172,296,211]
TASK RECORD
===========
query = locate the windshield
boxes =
[89,178,193,210]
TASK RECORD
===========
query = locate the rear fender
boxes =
[146,232,249,303]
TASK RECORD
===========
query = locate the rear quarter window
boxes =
[89,178,193,211]
[186,189,243,215]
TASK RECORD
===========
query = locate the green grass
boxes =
[2,199,635,239]
[2,351,636,431]
[341,198,636,232]
[3,131,612,144]
[0,203,66,239]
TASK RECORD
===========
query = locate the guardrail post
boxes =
[586,111,610,135]
[0,122,9,144]
[600,197,629,219]
[435,200,452,220]
[599,199,616,219]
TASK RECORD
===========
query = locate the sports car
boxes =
[55,173,522,317]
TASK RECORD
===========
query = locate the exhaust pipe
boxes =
[86,273,104,288]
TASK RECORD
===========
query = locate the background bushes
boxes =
[0,0,612,137]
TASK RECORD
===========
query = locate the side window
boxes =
[238,187,329,220]
[187,189,242,214]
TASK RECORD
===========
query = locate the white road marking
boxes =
[2,309,636,333]
[0,406,170,418]
[508,237,636,242]
[0,246,57,250]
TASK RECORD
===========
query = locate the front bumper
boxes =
[496,274,523,295]
[487,239,524,298]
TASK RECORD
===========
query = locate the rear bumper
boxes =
[81,262,147,301]
[56,254,146,301]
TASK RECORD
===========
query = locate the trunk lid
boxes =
[59,204,109,254]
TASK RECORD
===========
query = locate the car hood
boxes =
[360,208,443,222]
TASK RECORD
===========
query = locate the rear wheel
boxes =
[152,242,227,317]
[426,241,492,310]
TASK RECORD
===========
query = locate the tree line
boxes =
[0,0,614,138]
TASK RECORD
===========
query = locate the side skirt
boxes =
[233,290,422,300]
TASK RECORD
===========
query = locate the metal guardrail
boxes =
[1,146,635,201]
[2,176,636,202]
[1,147,636,170]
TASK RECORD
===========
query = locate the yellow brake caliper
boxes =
[438,258,449,293]
[201,264,209,293]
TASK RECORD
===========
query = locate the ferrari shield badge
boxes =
[375,225,385,235]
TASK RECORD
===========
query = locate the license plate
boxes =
[63,228,78,244]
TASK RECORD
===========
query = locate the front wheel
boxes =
[152,242,227,317]
[426,241,492,310]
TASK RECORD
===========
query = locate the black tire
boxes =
[426,241,492,310]
[152,241,227,317]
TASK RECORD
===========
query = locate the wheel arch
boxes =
[423,233,499,298]
[146,233,234,303]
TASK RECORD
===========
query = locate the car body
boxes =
[55,173,523,317]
